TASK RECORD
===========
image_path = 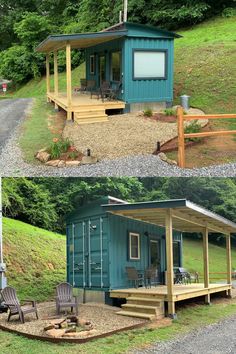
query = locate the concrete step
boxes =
[116,310,156,321]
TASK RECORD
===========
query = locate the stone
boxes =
[50,318,66,326]
[60,321,68,329]
[36,150,51,163]
[166,158,178,166]
[81,156,98,165]
[78,329,97,337]
[46,329,66,338]
[66,160,80,167]
[57,160,66,168]
[158,152,168,162]
[84,323,93,330]
[65,327,77,334]
[62,332,82,338]
[78,319,88,326]
[45,160,60,167]
[44,324,55,331]
[68,322,77,327]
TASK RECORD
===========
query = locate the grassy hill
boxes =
[2,217,66,301]
[2,217,235,303]
[8,16,236,114]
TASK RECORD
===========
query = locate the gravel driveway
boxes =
[134,315,236,354]
[0,98,32,154]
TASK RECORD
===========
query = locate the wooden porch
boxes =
[110,283,232,320]
[47,92,125,124]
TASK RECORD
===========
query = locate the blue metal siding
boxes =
[124,38,174,103]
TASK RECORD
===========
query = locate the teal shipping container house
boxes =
[66,196,183,300]
[66,196,235,318]
[36,22,181,122]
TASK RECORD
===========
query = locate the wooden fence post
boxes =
[177,106,185,168]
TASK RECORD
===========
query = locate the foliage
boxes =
[163,108,176,116]
[222,7,236,17]
[143,108,153,117]
[49,137,73,159]
[184,120,202,142]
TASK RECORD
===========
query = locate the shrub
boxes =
[163,108,176,116]
[49,138,74,159]
[184,120,202,142]
[143,108,153,117]
[222,8,236,18]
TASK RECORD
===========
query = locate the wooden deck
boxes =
[47,92,125,124]
[110,283,231,302]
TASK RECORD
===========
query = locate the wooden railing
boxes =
[177,107,236,168]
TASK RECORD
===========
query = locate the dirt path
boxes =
[0,98,32,153]
[134,315,236,354]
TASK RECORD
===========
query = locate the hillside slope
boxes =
[9,16,236,114]
[2,218,66,301]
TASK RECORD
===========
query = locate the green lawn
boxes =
[3,217,66,301]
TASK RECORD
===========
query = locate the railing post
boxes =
[226,234,232,297]
[66,42,72,120]
[46,54,50,102]
[177,106,185,168]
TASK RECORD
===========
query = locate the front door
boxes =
[150,240,161,284]
[99,55,106,85]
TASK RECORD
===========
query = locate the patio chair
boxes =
[126,267,144,288]
[174,267,198,285]
[145,267,158,288]
[91,81,111,101]
[1,286,38,324]
[56,282,78,316]
[74,79,87,94]
[86,80,96,95]
[106,82,122,101]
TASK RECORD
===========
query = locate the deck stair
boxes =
[74,107,108,124]
[116,296,165,321]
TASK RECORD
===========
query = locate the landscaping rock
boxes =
[78,329,98,337]
[57,160,66,168]
[62,332,82,338]
[158,152,168,162]
[50,318,66,326]
[166,158,178,166]
[65,327,77,334]
[45,160,60,167]
[44,324,55,331]
[66,160,80,167]
[81,156,98,165]
[36,149,51,163]
[46,328,66,338]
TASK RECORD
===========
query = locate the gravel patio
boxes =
[0,302,145,340]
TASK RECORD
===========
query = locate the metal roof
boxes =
[102,199,236,234]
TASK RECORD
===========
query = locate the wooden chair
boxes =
[126,267,144,288]
[145,267,158,288]
[56,282,78,316]
[1,286,38,323]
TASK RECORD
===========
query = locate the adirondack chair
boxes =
[1,286,38,323]
[56,282,78,316]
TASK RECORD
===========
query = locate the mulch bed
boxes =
[145,113,177,123]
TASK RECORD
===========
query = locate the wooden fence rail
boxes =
[177,106,236,168]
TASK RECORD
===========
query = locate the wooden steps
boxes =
[74,108,108,124]
[116,295,165,321]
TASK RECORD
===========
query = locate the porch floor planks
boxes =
[47,92,125,124]
[110,283,231,302]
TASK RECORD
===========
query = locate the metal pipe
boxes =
[100,218,103,288]
[124,0,128,22]
[82,221,86,288]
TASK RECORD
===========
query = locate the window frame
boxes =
[110,50,122,82]
[132,49,168,81]
[89,54,95,75]
[129,232,140,260]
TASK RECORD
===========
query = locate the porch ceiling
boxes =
[102,199,236,235]
[36,30,127,53]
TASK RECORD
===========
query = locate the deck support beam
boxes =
[66,42,72,120]
[165,209,176,318]
[226,234,232,297]
[53,50,59,110]
[46,54,50,102]
[203,228,210,304]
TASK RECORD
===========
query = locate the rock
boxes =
[62,332,82,338]
[78,319,88,326]
[57,160,66,168]
[60,321,68,329]
[46,329,66,338]
[36,150,51,163]
[50,318,66,326]
[81,156,98,165]
[45,160,60,167]
[65,327,77,334]
[158,152,168,162]
[79,329,97,337]
[44,324,55,331]
[84,323,93,330]
[166,158,178,166]
[68,322,77,327]
[66,160,80,167]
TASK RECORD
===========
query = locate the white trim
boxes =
[129,232,140,260]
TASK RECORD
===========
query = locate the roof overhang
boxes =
[36,30,128,53]
[102,199,236,235]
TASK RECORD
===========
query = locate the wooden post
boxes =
[46,54,50,101]
[165,209,176,318]
[226,234,232,297]
[177,106,185,168]
[54,50,59,110]
[203,228,210,304]
[66,42,72,120]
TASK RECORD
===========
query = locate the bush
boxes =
[143,108,153,117]
[163,108,176,116]
[222,7,236,18]
[49,138,74,159]
[184,120,202,142]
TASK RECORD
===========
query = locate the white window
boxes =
[90,55,95,75]
[129,232,140,260]
[133,50,167,80]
